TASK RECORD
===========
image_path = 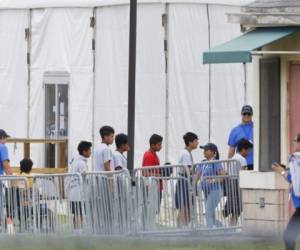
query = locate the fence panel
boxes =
[82,170,133,235]
[134,165,195,235]
[32,173,84,234]
[193,160,243,232]
[0,176,32,234]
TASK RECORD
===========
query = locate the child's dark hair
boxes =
[237,138,253,152]
[99,126,115,139]
[183,132,198,146]
[214,150,220,160]
[115,133,128,148]
[77,141,92,156]
[149,134,163,145]
[20,158,33,174]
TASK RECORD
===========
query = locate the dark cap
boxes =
[294,134,300,143]
[241,105,253,115]
[0,129,10,139]
[200,143,218,152]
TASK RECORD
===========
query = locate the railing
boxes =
[0,160,242,236]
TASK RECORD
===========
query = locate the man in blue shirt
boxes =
[0,129,13,175]
[228,105,254,170]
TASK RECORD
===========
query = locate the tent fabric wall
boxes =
[0,2,247,169]
[94,4,166,169]
[94,5,130,168]
[0,0,253,9]
[0,10,28,166]
[30,8,93,166]
[209,4,245,161]
[168,4,209,164]
[134,3,166,167]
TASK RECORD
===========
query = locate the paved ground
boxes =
[0,234,297,250]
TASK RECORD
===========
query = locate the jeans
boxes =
[284,207,300,250]
[205,189,223,228]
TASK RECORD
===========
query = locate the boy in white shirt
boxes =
[231,138,253,174]
[224,138,252,225]
[176,132,199,226]
[95,126,115,171]
[68,141,92,229]
[113,133,130,170]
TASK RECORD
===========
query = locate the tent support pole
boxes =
[127,0,137,173]
[26,9,32,139]
[91,7,96,171]
[163,3,169,163]
[243,62,247,104]
[206,4,211,142]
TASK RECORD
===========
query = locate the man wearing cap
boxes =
[0,129,13,175]
[227,105,254,170]
[272,134,300,250]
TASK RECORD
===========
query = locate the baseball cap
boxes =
[241,105,253,115]
[294,133,300,143]
[0,129,10,139]
[200,143,218,152]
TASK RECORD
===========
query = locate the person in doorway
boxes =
[228,105,254,170]
[68,141,92,229]
[113,133,130,170]
[175,132,199,227]
[196,143,225,228]
[272,133,300,250]
[223,138,253,225]
[95,126,114,171]
[142,134,163,213]
[0,129,13,175]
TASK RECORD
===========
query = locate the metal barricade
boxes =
[32,173,84,234]
[0,176,32,234]
[82,169,133,235]
[134,165,195,235]
[193,160,242,232]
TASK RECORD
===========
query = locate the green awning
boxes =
[203,27,299,64]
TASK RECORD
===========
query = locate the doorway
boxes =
[44,71,69,168]
[289,62,300,153]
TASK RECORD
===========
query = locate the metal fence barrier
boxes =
[82,169,133,235]
[0,160,242,236]
[32,173,84,234]
[0,176,32,234]
[134,165,195,235]
[194,160,242,231]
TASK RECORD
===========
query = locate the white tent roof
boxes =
[0,0,253,9]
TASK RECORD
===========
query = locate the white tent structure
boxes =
[0,0,253,169]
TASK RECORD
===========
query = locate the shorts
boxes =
[70,201,85,215]
[175,178,191,209]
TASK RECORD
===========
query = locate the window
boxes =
[44,71,69,168]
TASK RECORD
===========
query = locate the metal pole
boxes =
[206,4,211,142]
[163,4,169,163]
[91,8,96,171]
[243,62,247,104]
[26,9,32,139]
[127,0,137,173]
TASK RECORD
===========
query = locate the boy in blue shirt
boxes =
[0,129,13,175]
[228,105,254,170]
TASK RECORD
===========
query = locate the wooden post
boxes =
[59,141,66,168]
[24,142,30,159]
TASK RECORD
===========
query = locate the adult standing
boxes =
[0,129,13,175]
[228,105,254,170]
[272,134,300,250]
